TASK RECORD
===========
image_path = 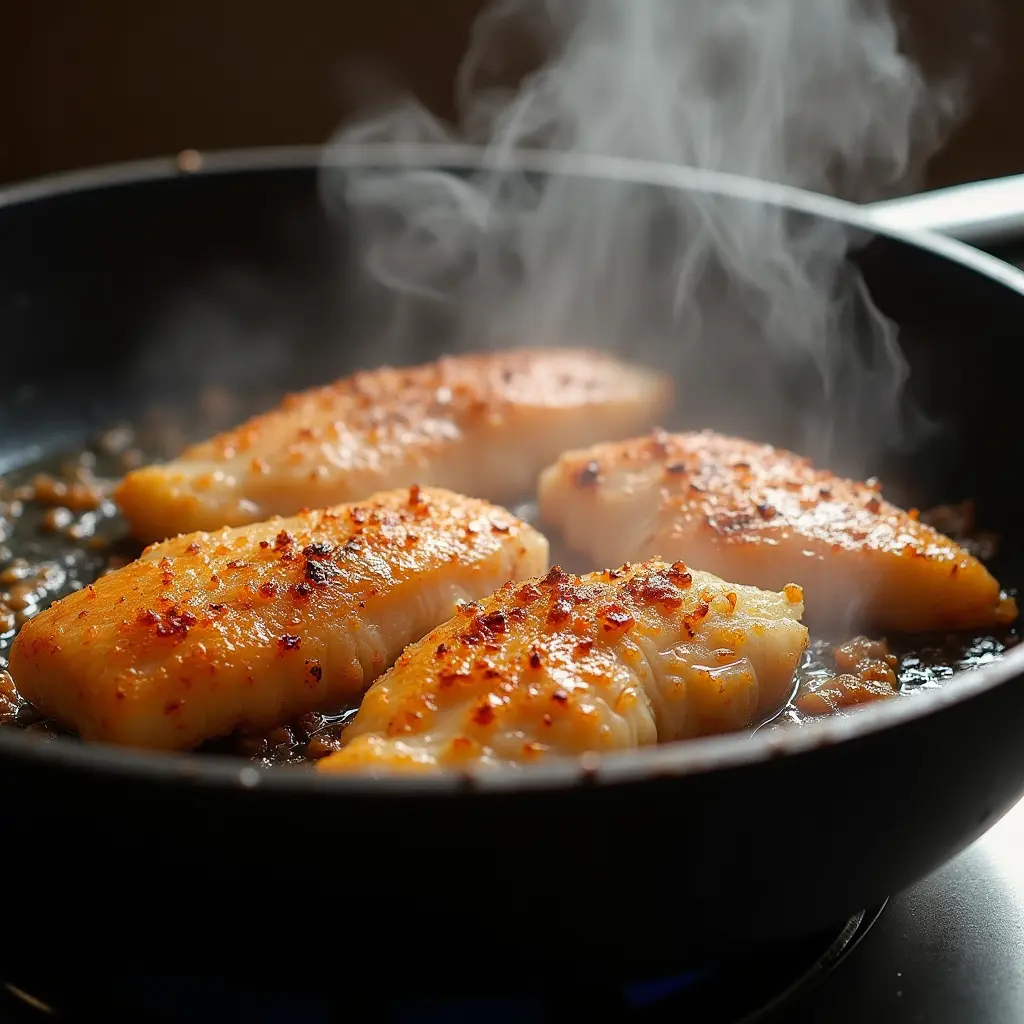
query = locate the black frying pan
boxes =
[1,146,1023,988]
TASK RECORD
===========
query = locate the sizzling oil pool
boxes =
[0,421,1017,768]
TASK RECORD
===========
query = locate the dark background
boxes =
[2,0,1023,191]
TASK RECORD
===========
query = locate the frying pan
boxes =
[1,145,1023,986]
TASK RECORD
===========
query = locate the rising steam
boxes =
[320,0,966,472]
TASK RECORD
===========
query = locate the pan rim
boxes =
[1,142,1022,795]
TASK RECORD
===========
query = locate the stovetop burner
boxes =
[0,905,884,1023]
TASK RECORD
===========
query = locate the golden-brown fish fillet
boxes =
[114,348,672,543]
[8,487,549,751]
[538,430,1017,633]
[316,559,808,774]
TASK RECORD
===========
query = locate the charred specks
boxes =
[665,462,688,476]
[626,573,683,611]
[274,531,294,552]
[278,634,302,653]
[756,502,776,520]
[460,609,508,645]
[303,541,334,559]
[305,557,340,586]
[306,659,323,684]
[479,611,507,634]
[529,649,543,670]
[226,559,247,570]
[542,566,572,588]
[259,540,271,550]
[292,582,313,600]
[472,704,495,726]
[575,461,601,488]
[547,597,573,626]
[259,580,278,599]
[600,604,635,633]
[137,606,197,640]
[435,643,449,659]
[668,562,692,588]
[208,602,227,614]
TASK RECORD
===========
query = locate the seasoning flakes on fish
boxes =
[8,487,549,751]
[538,430,1017,632]
[316,559,808,774]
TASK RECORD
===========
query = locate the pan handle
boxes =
[865,175,1024,248]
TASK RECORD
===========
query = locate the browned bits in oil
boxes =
[306,659,323,683]
[756,502,776,520]
[865,496,882,514]
[98,424,135,455]
[0,561,31,585]
[278,634,302,653]
[259,540,270,550]
[293,582,313,600]
[186,542,201,555]
[575,638,594,655]
[529,650,543,669]
[40,507,74,532]
[665,462,688,475]
[259,581,278,599]
[575,461,601,487]
[435,643,448,659]
[0,670,19,720]
[274,530,294,551]
[517,583,542,605]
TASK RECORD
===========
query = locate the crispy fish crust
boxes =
[114,348,672,543]
[8,487,549,751]
[316,559,807,774]
[538,430,1017,633]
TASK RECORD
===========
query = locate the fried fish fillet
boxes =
[8,487,548,751]
[538,430,1017,633]
[316,559,808,774]
[114,348,672,543]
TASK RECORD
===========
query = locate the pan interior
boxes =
[1,157,1023,776]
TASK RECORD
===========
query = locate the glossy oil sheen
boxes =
[0,154,1023,980]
